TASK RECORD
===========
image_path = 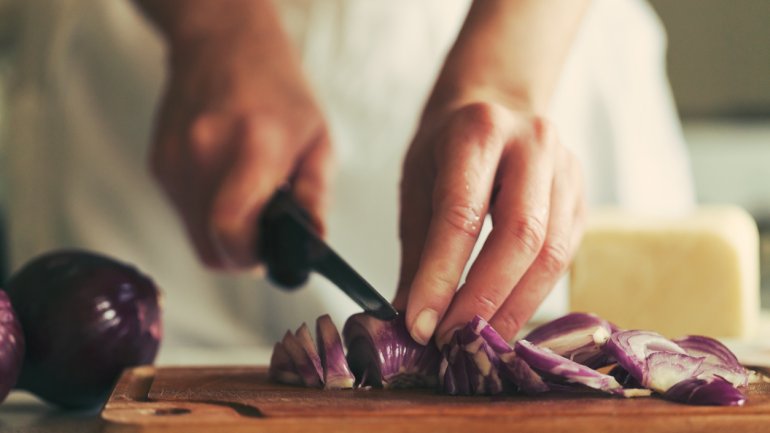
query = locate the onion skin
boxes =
[0,291,24,402]
[5,250,161,409]
[343,313,440,388]
[524,313,615,368]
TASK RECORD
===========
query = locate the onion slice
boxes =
[603,330,686,384]
[444,319,504,395]
[316,315,355,389]
[644,351,704,393]
[281,330,323,387]
[674,335,749,387]
[268,342,303,386]
[524,313,615,368]
[515,340,650,398]
[472,316,549,394]
[343,313,440,388]
[664,376,746,406]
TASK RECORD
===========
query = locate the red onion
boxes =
[440,318,504,395]
[316,315,355,389]
[644,351,704,392]
[445,316,547,395]
[524,313,615,368]
[515,340,650,398]
[6,250,161,409]
[0,291,24,402]
[280,330,323,387]
[343,313,440,388]
[603,330,686,385]
[664,376,746,406]
[268,341,303,386]
[674,335,749,387]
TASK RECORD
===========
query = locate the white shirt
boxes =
[1,0,694,348]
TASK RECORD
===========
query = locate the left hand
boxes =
[393,101,586,346]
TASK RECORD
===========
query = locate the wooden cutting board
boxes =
[101,366,770,433]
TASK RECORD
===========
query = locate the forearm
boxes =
[133,0,287,49]
[429,0,590,114]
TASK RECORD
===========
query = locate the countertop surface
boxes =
[2,315,770,433]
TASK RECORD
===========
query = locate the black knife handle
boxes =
[259,189,312,290]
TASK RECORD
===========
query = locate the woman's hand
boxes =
[394,101,585,346]
[144,1,332,269]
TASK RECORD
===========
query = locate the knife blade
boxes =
[259,188,398,320]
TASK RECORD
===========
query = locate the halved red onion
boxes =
[281,330,323,387]
[674,335,749,387]
[524,313,615,368]
[343,313,440,388]
[603,330,686,384]
[296,323,324,382]
[268,341,303,386]
[663,375,746,406]
[515,340,650,398]
[316,315,355,389]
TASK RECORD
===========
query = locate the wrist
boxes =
[138,0,285,52]
[422,81,538,124]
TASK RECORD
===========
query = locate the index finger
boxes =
[434,118,556,346]
[404,106,506,345]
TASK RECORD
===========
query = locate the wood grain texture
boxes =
[101,366,770,433]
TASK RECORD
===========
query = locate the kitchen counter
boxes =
[2,315,769,433]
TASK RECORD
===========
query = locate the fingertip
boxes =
[407,307,438,346]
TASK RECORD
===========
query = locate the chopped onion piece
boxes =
[664,376,746,406]
[515,340,649,397]
[674,335,749,387]
[524,313,615,368]
[473,316,548,394]
[316,315,355,389]
[644,351,704,393]
[281,330,322,387]
[603,330,686,384]
[295,323,324,384]
[268,342,303,386]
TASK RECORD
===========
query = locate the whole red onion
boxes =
[0,290,24,402]
[5,250,162,409]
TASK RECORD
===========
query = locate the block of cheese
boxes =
[570,206,759,339]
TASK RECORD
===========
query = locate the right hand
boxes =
[150,18,332,270]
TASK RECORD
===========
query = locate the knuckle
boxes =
[495,313,524,340]
[453,102,506,150]
[438,199,485,238]
[504,215,547,256]
[429,271,460,294]
[538,241,571,275]
[470,290,502,316]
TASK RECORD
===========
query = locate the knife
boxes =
[259,188,398,320]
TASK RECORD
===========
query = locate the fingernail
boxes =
[411,308,438,346]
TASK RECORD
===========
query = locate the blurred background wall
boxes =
[647,0,770,303]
